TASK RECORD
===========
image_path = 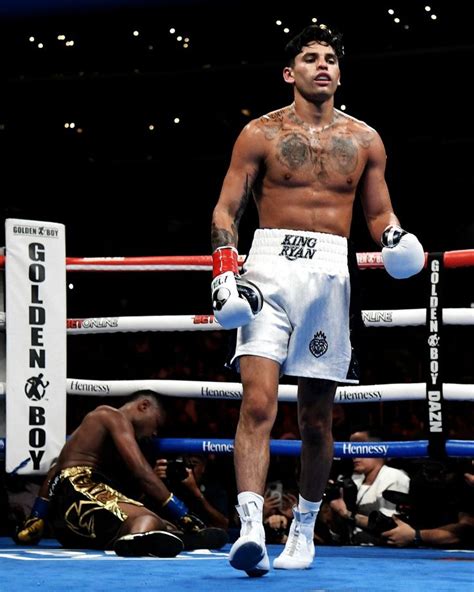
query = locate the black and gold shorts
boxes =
[49,466,143,549]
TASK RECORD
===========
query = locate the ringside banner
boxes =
[5,219,66,474]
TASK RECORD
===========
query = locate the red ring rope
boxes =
[0,249,473,270]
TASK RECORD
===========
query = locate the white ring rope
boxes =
[1,380,470,402]
[2,309,473,334]
[64,380,473,402]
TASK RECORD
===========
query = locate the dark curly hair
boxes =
[285,24,344,65]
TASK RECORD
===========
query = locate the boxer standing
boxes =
[210,23,424,576]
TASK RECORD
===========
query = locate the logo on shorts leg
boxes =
[309,331,328,358]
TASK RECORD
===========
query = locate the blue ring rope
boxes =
[1,437,473,458]
[153,438,474,458]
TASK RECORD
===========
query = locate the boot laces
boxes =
[287,522,302,556]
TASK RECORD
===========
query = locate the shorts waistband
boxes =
[59,465,94,480]
[248,228,348,268]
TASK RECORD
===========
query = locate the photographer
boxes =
[382,460,474,548]
[154,454,229,530]
[322,428,410,545]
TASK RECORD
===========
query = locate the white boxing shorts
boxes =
[231,228,358,383]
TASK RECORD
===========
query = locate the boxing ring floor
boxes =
[0,538,472,592]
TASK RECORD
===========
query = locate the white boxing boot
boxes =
[229,501,268,576]
[245,549,270,578]
[273,507,315,570]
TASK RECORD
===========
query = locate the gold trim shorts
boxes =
[49,465,143,549]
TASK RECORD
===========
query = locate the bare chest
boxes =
[265,127,368,189]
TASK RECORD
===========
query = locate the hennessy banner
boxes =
[5,219,66,474]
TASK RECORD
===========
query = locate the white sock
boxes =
[298,494,321,516]
[237,491,264,513]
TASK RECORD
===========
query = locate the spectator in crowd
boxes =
[262,481,298,545]
[320,427,410,545]
[382,460,474,548]
[153,454,229,530]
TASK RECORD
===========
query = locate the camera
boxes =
[324,479,343,503]
[166,458,189,483]
[367,488,413,536]
[367,511,397,535]
[324,476,358,512]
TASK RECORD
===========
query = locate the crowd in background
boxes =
[1,254,473,547]
[1,323,473,549]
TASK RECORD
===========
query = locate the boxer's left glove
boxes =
[162,493,206,533]
[211,246,263,329]
[381,225,425,279]
[13,496,49,545]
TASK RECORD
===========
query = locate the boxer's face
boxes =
[283,41,340,101]
[136,399,164,438]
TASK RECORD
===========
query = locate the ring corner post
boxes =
[5,219,67,475]
[425,251,447,459]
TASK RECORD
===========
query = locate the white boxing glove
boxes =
[381,225,425,279]
[211,246,263,329]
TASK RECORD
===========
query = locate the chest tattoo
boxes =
[277,132,313,168]
[329,136,358,174]
[275,128,362,180]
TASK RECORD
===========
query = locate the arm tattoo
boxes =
[211,175,252,250]
[211,224,235,250]
[235,175,251,225]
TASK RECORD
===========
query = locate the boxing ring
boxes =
[2,248,472,459]
[0,234,473,591]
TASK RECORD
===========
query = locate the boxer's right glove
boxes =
[13,496,49,545]
[162,493,206,533]
[211,246,263,329]
[381,225,425,279]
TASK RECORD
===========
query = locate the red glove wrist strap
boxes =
[212,246,239,277]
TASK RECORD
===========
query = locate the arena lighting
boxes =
[283,28,290,34]
[169,28,176,34]
[388,9,395,15]
[394,17,400,24]
[173,117,180,124]
[148,124,155,131]
[132,30,139,37]
[177,35,183,41]
[425,5,432,11]
[275,20,282,26]
[340,104,347,111]
[57,34,65,40]
[29,36,35,42]
[312,17,318,23]
[37,43,44,49]
[431,14,437,20]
